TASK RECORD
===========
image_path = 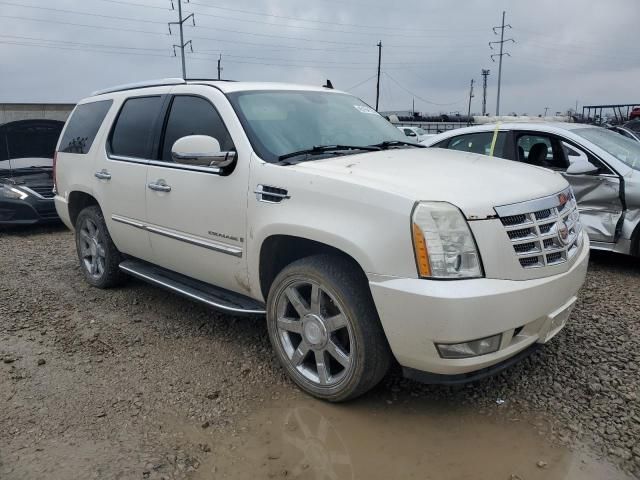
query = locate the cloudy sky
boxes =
[1,0,638,115]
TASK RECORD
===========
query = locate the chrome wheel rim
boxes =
[79,218,106,279]
[276,280,354,387]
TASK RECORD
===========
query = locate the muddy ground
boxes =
[0,224,639,480]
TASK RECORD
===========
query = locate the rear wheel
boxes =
[267,254,391,402]
[75,205,126,288]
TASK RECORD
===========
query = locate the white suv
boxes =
[54,79,589,401]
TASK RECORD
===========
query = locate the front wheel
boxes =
[266,255,391,402]
[75,205,126,288]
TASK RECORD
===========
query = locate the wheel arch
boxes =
[258,234,370,301]
[68,190,100,228]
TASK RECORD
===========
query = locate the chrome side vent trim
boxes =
[255,184,290,203]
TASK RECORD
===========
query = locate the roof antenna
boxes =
[323,79,334,89]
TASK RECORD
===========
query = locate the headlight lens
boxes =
[411,201,482,278]
[0,185,28,200]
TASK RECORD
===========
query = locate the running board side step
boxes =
[119,259,266,316]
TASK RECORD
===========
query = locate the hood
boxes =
[0,158,53,186]
[293,148,569,218]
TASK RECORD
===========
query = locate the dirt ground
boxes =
[1,224,639,480]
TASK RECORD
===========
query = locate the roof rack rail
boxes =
[185,78,236,82]
[92,78,186,96]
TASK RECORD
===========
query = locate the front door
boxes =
[513,131,624,244]
[145,86,250,294]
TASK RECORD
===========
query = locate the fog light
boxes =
[436,334,502,359]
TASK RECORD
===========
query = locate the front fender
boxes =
[246,163,419,298]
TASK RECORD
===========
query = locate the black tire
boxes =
[74,205,127,288]
[266,254,391,402]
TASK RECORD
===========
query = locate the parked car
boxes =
[629,107,640,120]
[610,125,640,143]
[54,79,588,401]
[623,120,640,134]
[424,123,640,256]
[0,119,63,225]
[397,126,431,143]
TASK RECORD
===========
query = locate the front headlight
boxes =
[411,201,483,279]
[0,185,28,200]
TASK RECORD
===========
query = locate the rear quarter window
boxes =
[58,100,113,154]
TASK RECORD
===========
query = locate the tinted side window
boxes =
[111,96,164,159]
[59,100,112,154]
[161,96,234,162]
[448,132,505,157]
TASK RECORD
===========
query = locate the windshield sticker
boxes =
[353,105,378,115]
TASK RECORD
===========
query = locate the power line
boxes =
[0,14,168,36]
[187,8,484,39]
[0,33,167,52]
[382,71,464,107]
[187,1,486,33]
[345,74,378,92]
[489,10,514,116]
[0,0,169,25]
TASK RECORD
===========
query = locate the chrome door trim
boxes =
[111,214,145,229]
[111,215,243,258]
[107,153,149,165]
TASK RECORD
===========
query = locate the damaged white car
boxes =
[425,123,640,256]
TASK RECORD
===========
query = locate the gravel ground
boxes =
[0,224,639,479]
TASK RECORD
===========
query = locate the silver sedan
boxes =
[424,122,640,256]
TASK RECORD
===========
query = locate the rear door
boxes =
[144,85,249,293]
[512,131,624,244]
[94,94,167,262]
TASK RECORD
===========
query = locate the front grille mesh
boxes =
[25,184,55,198]
[498,188,583,269]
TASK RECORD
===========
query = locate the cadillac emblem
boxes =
[558,192,569,207]
[557,219,570,245]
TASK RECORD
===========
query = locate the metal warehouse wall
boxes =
[0,103,75,124]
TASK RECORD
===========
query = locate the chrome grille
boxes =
[496,188,583,269]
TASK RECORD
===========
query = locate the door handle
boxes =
[148,181,172,193]
[94,170,111,180]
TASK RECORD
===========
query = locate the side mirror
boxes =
[171,135,236,170]
[566,160,598,175]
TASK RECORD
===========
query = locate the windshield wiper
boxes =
[277,144,380,163]
[369,140,426,149]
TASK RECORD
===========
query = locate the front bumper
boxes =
[0,197,59,225]
[369,235,589,379]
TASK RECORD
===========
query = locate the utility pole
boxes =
[169,0,195,79]
[481,69,490,116]
[375,41,382,111]
[489,11,514,116]
[217,54,223,80]
[467,78,475,125]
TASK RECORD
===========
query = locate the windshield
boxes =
[574,127,640,170]
[227,90,409,162]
